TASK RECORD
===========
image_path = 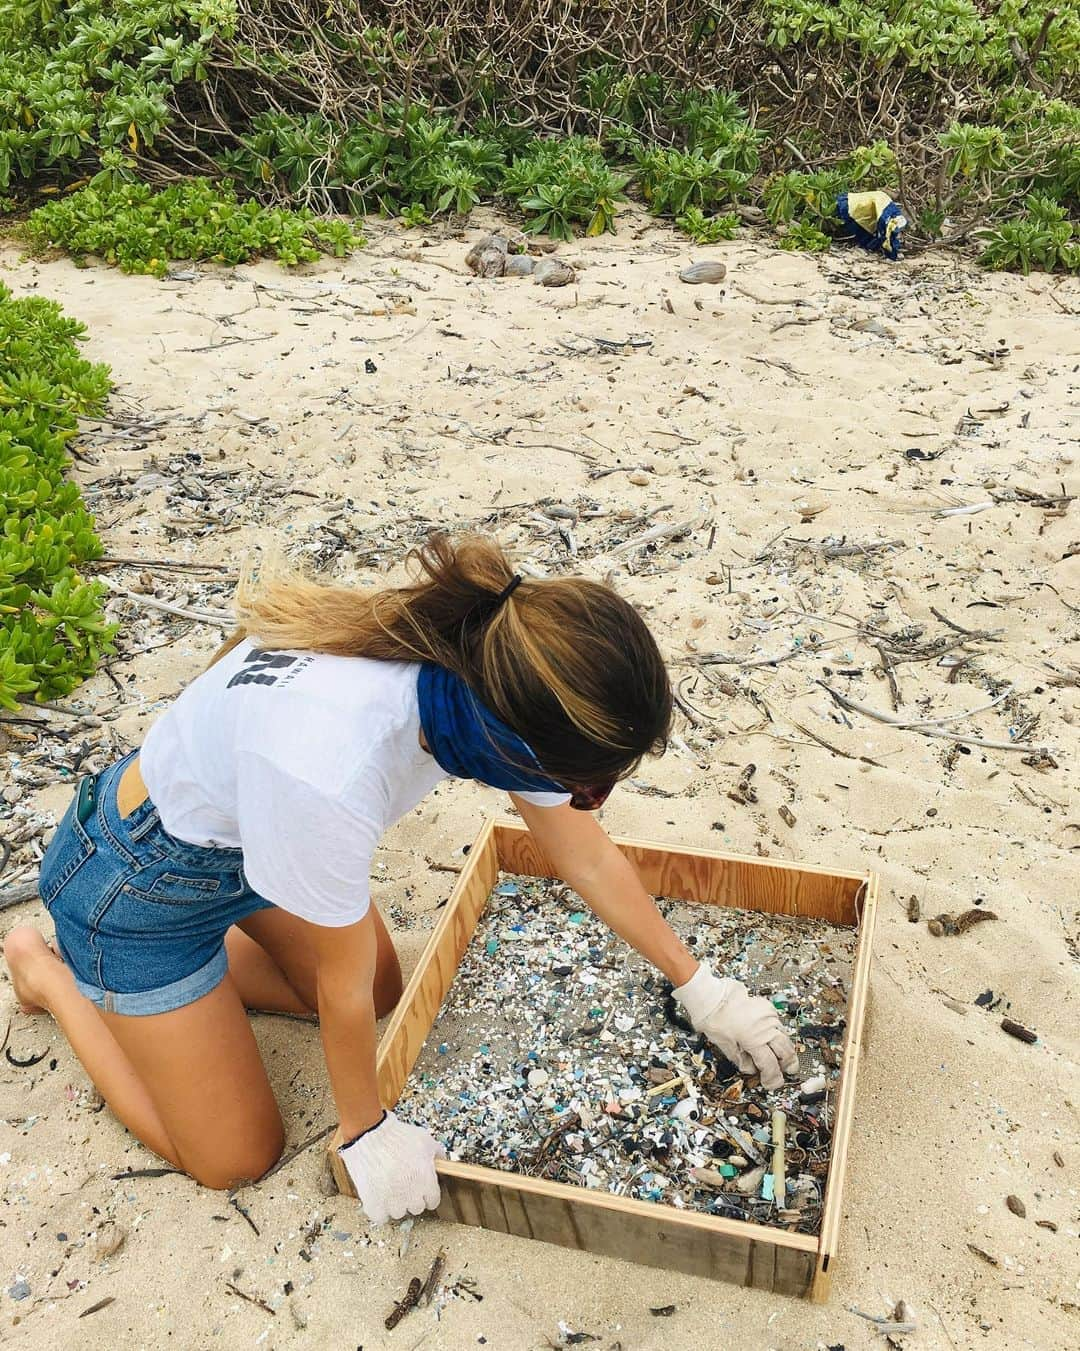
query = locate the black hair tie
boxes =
[494,574,522,606]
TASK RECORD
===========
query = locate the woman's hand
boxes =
[338,1111,445,1224]
[674,963,798,1089]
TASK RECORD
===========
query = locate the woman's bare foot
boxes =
[3,926,63,1015]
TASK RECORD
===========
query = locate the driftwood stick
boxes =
[608,516,702,557]
[929,606,1003,640]
[819,681,1013,729]
[0,880,40,910]
[817,684,1050,753]
[111,590,233,627]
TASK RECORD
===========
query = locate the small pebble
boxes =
[1006,1194,1026,1218]
[9,1281,30,1301]
[527,1069,549,1090]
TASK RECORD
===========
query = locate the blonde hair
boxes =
[213,533,671,784]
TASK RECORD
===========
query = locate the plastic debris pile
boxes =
[396,875,856,1235]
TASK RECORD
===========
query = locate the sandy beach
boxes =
[1,212,1077,1350]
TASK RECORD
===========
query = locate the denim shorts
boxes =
[38,751,273,1016]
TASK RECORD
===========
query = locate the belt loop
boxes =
[103,992,116,1014]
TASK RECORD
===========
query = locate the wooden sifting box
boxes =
[330,820,877,1300]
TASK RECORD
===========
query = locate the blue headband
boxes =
[416,663,566,795]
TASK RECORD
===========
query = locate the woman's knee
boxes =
[185,1126,285,1191]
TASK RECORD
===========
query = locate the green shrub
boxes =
[763,168,847,230]
[0,282,114,707]
[502,137,629,238]
[26,178,364,277]
[979,194,1079,273]
[0,1,234,190]
[1,2,1077,271]
[676,206,740,243]
[779,220,832,252]
[635,147,749,216]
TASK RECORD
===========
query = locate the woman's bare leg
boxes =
[233,903,403,1019]
[4,926,283,1187]
[4,927,179,1164]
[224,925,315,1018]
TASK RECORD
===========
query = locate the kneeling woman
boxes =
[4,533,796,1223]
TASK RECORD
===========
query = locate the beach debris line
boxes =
[395,874,855,1235]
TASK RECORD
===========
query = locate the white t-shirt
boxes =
[140,644,569,926]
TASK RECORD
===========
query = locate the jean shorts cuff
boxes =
[73,945,228,1016]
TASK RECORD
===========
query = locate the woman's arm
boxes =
[306,912,383,1137]
[509,797,698,986]
[305,910,444,1223]
[509,796,798,1088]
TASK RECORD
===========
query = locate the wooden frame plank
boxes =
[494,822,866,925]
[812,870,878,1301]
[379,819,499,1105]
[435,1162,817,1286]
[331,817,875,1297]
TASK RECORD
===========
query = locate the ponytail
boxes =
[213,533,671,784]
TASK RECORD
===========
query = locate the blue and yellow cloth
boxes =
[837,190,907,260]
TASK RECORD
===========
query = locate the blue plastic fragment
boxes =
[485,937,499,956]
[437,1043,449,1055]
[761,1173,775,1202]
[495,881,519,896]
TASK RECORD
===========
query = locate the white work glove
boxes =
[338,1110,445,1225]
[674,963,799,1090]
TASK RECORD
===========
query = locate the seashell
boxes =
[679,261,727,285]
[689,1166,727,1190]
[735,1164,767,1195]
[533,258,576,287]
[94,1222,127,1261]
[627,471,651,486]
[527,1068,549,1089]
[504,254,536,277]
[672,1098,700,1122]
[465,234,509,277]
